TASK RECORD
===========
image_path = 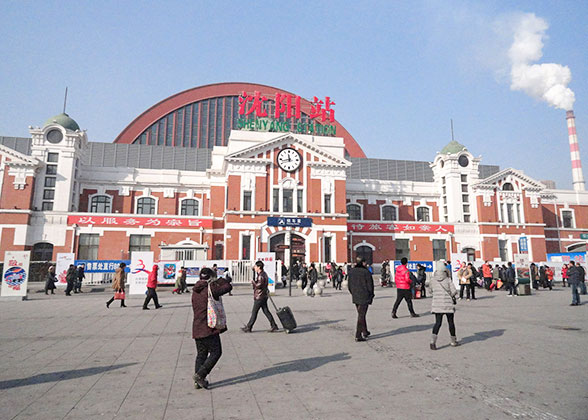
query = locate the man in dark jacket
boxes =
[506,262,517,296]
[65,265,76,296]
[348,258,375,342]
[567,261,581,306]
[242,261,279,332]
[299,263,308,289]
[192,268,232,389]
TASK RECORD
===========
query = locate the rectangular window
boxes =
[499,239,508,261]
[324,194,331,213]
[44,177,56,187]
[442,186,446,195]
[507,203,514,223]
[443,196,447,205]
[283,189,293,212]
[395,239,410,261]
[562,210,574,228]
[78,233,99,260]
[191,103,199,147]
[461,184,468,193]
[273,188,279,212]
[463,204,470,213]
[462,194,469,203]
[46,165,57,175]
[242,190,252,211]
[324,236,332,262]
[43,189,55,200]
[464,215,470,222]
[516,203,522,223]
[297,189,304,213]
[41,202,53,211]
[242,235,251,260]
[442,177,445,185]
[461,174,467,182]
[432,239,446,261]
[129,235,151,254]
[47,152,59,163]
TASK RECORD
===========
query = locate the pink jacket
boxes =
[395,265,411,289]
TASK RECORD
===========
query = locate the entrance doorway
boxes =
[355,245,373,265]
[269,233,306,265]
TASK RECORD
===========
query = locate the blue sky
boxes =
[1,1,586,189]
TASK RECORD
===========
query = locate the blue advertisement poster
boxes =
[75,260,130,273]
[393,261,433,272]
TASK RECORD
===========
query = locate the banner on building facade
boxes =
[449,253,468,288]
[75,260,130,273]
[393,261,433,272]
[67,215,213,228]
[347,222,454,233]
[181,261,229,284]
[546,252,586,263]
[1,251,31,298]
[55,253,75,287]
[129,252,154,295]
[257,252,276,293]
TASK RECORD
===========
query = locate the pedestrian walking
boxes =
[173,267,185,294]
[567,261,581,306]
[492,264,500,290]
[545,266,554,289]
[416,264,427,298]
[505,262,518,296]
[241,261,279,333]
[308,263,318,296]
[44,265,57,295]
[468,263,478,299]
[457,263,472,300]
[106,262,127,308]
[392,257,419,318]
[300,263,308,289]
[348,258,374,342]
[429,264,459,350]
[65,264,76,296]
[192,267,232,390]
[578,263,587,295]
[482,261,493,290]
[562,264,569,287]
[333,266,343,290]
[74,265,85,293]
[531,263,540,290]
[143,264,162,310]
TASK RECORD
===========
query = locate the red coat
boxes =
[482,264,492,278]
[147,265,158,288]
[395,265,411,289]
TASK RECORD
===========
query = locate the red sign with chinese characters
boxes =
[68,215,213,228]
[347,222,454,233]
[239,91,335,123]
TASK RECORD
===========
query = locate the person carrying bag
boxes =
[430,264,459,350]
[106,263,127,308]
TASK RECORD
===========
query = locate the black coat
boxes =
[45,272,56,290]
[348,266,374,305]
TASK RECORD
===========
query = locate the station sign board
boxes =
[267,217,313,228]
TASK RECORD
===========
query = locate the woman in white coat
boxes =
[430,265,459,350]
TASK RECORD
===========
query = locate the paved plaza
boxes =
[0,282,586,420]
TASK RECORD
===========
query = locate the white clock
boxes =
[276,147,302,172]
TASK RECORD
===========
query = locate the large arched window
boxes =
[181,199,200,216]
[502,182,514,191]
[381,205,397,221]
[136,197,156,215]
[347,204,362,221]
[416,206,430,222]
[89,195,111,213]
[32,242,53,261]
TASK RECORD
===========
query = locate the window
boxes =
[433,239,446,261]
[181,199,199,216]
[442,186,446,195]
[463,205,470,213]
[136,197,156,214]
[44,177,56,188]
[47,152,59,163]
[41,202,53,211]
[78,234,99,260]
[242,191,252,211]
[90,195,111,213]
[507,203,514,223]
[461,185,468,193]
[395,239,410,261]
[502,182,514,191]
[562,210,574,228]
[324,236,332,262]
[129,235,151,253]
[463,247,476,261]
[283,189,293,212]
[416,207,430,222]
[215,243,224,260]
[242,235,251,260]
[461,174,467,182]
[43,190,55,200]
[297,189,304,213]
[499,240,508,261]
[324,194,332,213]
[516,204,522,223]
[382,205,397,221]
[32,242,53,261]
[442,177,445,185]
[347,204,361,221]
[46,165,57,175]
[462,195,469,203]
[464,215,470,222]
[273,189,279,212]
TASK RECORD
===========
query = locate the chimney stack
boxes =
[566,110,586,191]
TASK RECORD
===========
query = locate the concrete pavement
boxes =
[0,282,586,419]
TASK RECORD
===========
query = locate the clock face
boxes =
[458,155,469,167]
[277,148,302,172]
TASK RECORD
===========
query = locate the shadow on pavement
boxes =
[0,363,138,390]
[212,353,351,388]
[471,295,496,300]
[369,323,434,340]
[459,329,506,345]
[295,319,344,333]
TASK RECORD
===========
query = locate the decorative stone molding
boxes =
[163,188,176,198]
[119,186,130,196]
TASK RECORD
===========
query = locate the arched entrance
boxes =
[355,245,373,265]
[32,242,54,261]
[269,233,306,265]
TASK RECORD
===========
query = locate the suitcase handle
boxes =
[268,295,279,312]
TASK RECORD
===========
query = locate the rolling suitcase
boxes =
[268,295,297,333]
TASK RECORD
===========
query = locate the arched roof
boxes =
[113,82,365,158]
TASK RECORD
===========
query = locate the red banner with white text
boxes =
[68,215,213,228]
[347,222,454,233]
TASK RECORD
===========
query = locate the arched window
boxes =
[136,197,156,214]
[32,242,53,261]
[463,247,476,262]
[416,206,430,222]
[502,182,514,191]
[381,205,397,221]
[181,199,199,216]
[355,245,373,265]
[347,204,362,221]
[89,195,111,213]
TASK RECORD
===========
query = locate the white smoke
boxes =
[508,13,575,110]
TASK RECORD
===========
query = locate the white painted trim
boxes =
[380,203,399,221]
[353,240,375,251]
[559,208,576,229]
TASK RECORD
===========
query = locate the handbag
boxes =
[114,291,125,300]
[207,284,227,329]
[497,280,503,289]
[440,281,456,305]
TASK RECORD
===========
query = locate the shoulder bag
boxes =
[207,283,227,329]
